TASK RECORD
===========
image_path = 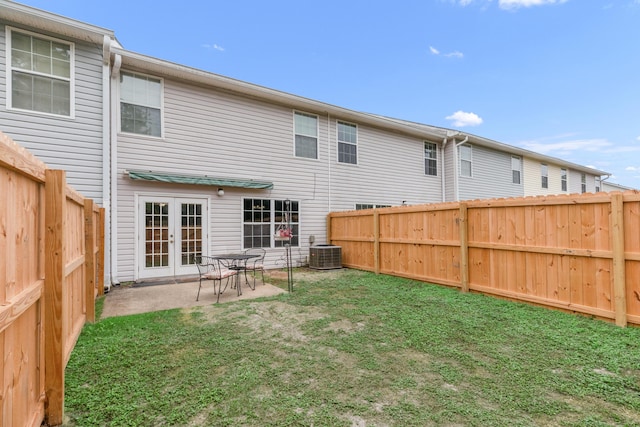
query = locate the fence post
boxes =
[326,214,332,245]
[44,169,66,426]
[374,210,380,274]
[84,199,96,323]
[611,193,627,327]
[459,203,469,292]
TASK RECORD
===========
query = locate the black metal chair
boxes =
[243,248,266,289]
[193,255,237,303]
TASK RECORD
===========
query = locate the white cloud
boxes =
[445,111,483,127]
[445,51,464,58]
[429,46,464,59]
[626,166,639,171]
[636,136,640,141]
[519,137,640,158]
[520,138,608,154]
[499,0,568,10]
[202,43,225,52]
[445,0,474,5]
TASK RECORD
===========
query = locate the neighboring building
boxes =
[602,181,635,193]
[373,117,609,202]
[0,1,613,285]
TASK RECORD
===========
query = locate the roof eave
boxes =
[464,133,610,176]
[0,0,115,44]
[112,47,447,141]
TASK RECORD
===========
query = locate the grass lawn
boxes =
[64,269,640,426]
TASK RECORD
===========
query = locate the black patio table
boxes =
[211,253,260,297]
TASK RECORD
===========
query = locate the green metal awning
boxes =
[127,170,274,190]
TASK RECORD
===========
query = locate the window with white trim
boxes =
[7,28,73,116]
[243,198,299,248]
[459,144,472,177]
[511,156,521,184]
[581,174,587,193]
[561,168,567,192]
[294,112,318,159]
[595,176,601,192]
[120,71,162,137]
[541,164,548,189]
[424,142,438,176]
[337,121,357,164]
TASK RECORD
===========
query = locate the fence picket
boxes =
[328,191,640,326]
[1,132,104,426]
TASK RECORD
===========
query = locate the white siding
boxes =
[523,158,568,196]
[0,24,105,201]
[603,181,634,192]
[523,157,602,195]
[115,76,445,281]
[330,122,442,210]
[569,170,600,194]
[458,144,523,201]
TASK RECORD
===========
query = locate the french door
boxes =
[137,196,208,279]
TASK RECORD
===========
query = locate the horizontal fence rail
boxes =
[328,192,640,327]
[0,131,105,426]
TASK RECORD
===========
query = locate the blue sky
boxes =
[18,0,640,188]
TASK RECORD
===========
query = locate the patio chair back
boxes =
[244,248,266,287]
[193,255,236,302]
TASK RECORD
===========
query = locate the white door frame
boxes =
[136,195,209,280]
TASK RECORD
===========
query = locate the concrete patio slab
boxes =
[100,279,287,318]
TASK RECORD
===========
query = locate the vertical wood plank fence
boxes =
[0,132,105,426]
[328,191,640,327]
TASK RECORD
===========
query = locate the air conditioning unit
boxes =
[309,245,342,270]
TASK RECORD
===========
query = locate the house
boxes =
[0,1,119,284]
[602,181,635,193]
[0,1,612,286]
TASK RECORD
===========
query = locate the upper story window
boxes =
[424,142,438,176]
[355,203,391,210]
[294,112,318,159]
[337,121,357,164]
[581,173,587,193]
[459,144,472,177]
[7,28,73,117]
[511,156,521,184]
[595,176,601,192]
[120,71,162,137]
[561,168,567,192]
[541,164,548,189]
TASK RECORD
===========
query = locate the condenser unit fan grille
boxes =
[309,245,342,270]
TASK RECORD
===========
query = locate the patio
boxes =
[101,277,287,318]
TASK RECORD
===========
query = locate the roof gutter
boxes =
[0,0,114,44]
[111,47,447,142]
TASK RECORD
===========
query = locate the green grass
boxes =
[64,270,640,426]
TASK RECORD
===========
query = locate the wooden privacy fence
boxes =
[327,191,640,327]
[0,132,105,427]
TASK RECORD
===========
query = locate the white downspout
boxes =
[101,35,112,290]
[327,113,331,213]
[110,54,122,286]
[441,137,447,202]
[453,135,469,202]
